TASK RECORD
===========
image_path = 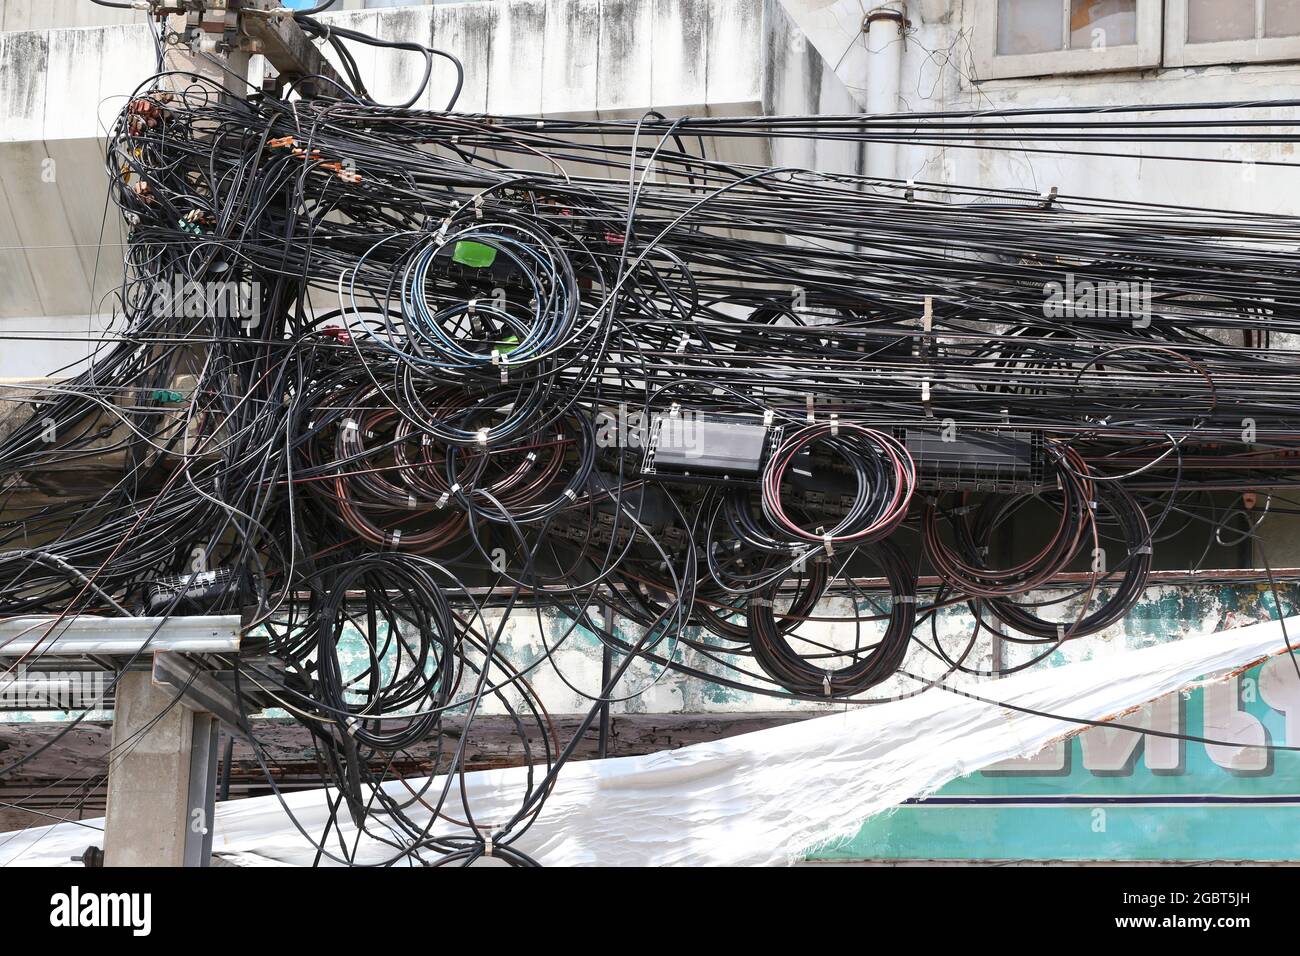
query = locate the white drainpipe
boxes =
[864,2,908,183]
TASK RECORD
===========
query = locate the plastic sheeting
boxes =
[2,617,1297,867]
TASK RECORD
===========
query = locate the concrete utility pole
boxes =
[89,0,353,867]
[158,0,347,98]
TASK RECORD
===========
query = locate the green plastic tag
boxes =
[452,240,497,268]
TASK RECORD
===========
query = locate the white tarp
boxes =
[2,617,1297,867]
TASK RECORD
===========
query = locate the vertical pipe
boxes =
[597,603,614,758]
[864,3,908,183]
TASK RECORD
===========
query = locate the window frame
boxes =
[973,0,1163,80]
[1165,0,1300,68]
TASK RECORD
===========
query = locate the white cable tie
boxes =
[822,531,835,556]
[1057,624,1067,640]
[387,529,402,549]
[822,673,832,697]
[830,413,839,437]
[406,495,418,510]
[476,428,489,445]
[525,451,537,463]
[805,394,815,424]
[763,409,774,427]
[436,493,449,509]
[563,488,577,501]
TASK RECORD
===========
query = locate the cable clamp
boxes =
[819,529,835,556]
[751,597,773,608]
[806,394,815,424]
[1039,186,1059,209]
[436,493,450,509]
[406,495,418,510]
[563,488,578,502]
[483,833,493,857]
[822,672,833,697]
[386,529,402,550]
[473,194,484,219]
[829,413,839,437]
[1135,545,1153,555]
[669,403,681,418]
[921,379,932,417]
[896,594,917,604]
[763,409,774,427]
[1057,624,1067,640]
[476,428,489,446]
[905,179,915,202]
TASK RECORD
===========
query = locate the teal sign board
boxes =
[811,651,1300,862]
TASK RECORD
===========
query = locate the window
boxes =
[1166,0,1300,67]
[975,0,1162,79]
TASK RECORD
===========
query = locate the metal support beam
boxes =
[0,615,241,658]
[184,713,219,867]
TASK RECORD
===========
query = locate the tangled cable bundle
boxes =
[6,46,1300,864]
